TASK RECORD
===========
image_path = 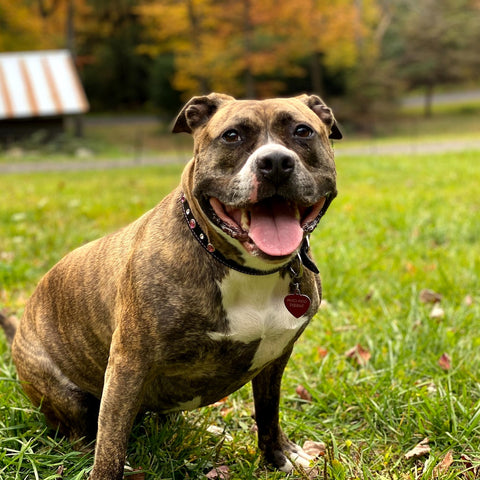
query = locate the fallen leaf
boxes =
[55,465,64,478]
[364,290,374,302]
[219,406,233,417]
[319,299,330,310]
[464,294,474,306]
[345,344,371,366]
[296,384,313,402]
[404,437,430,460]
[405,262,417,274]
[205,465,230,479]
[460,453,480,476]
[433,450,453,477]
[430,304,445,319]
[129,468,145,480]
[438,353,452,371]
[302,440,326,458]
[420,289,442,304]
[206,425,233,442]
[317,347,328,359]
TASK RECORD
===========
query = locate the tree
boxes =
[0,1,49,51]
[392,0,480,116]
[138,0,379,99]
[77,0,152,110]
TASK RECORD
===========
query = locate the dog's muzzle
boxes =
[204,144,335,258]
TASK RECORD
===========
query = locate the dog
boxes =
[2,93,341,479]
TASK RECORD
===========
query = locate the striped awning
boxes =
[0,50,89,120]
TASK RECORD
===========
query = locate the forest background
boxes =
[1,0,480,131]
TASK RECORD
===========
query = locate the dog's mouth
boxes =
[208,195,330,258]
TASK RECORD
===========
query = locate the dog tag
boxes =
[284,293,311,318]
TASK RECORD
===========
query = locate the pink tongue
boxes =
[249,199,303,256]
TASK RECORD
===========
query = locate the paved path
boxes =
[0,153,191,174]
[402,89,480,107]
[335,138,480,157]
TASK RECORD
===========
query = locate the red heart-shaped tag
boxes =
[284,294,311,318]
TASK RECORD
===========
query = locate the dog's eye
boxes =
[294,125,314,138]
[222,129,242,143]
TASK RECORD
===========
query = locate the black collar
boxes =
[181,194,319,276]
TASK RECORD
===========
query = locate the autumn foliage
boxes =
[1,0,479,116]
[138,0,379,98]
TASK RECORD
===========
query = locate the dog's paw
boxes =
[267,439,325,474]
[282,441,316,472]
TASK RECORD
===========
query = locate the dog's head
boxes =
[173,93,341,264]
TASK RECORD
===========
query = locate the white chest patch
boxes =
[208,271,309,370]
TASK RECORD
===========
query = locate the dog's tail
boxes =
[0,310,18,345]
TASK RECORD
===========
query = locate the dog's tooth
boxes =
[241,209,250,231]
[295,205,301,221]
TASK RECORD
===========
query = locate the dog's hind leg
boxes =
[12,334,100,442]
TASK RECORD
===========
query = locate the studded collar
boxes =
[180,193,319,277]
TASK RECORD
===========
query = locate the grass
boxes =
[1,144,480,479]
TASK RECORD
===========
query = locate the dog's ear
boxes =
[296,94,342,140]
[172,93,235,134]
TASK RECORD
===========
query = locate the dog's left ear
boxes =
[172,93,235,134]
[296,94,342,140]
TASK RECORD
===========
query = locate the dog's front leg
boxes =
[89,349,146,480]
[252,349,314,473]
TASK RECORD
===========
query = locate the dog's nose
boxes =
[257,151,295,185]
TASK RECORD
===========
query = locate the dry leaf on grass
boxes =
[364,290,374,302]
[430,304,445,319]
[419,289,442,304]
[129,468,146,480]
[302,440,326,458]
[317,347,328,359]
[205,465,230,479]
[433,450,453,477]
[206,425,233,442]
[464,294,474,306]
[460,453,480,476]
[55,465,64,478]
[319,299,330,310]
[438,353,452,371]
[404,437,430,459]
[345,344,371,366]
[296,384,313,402]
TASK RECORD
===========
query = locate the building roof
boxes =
[0,50,89,120]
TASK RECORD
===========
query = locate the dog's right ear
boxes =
[172,93,235,134]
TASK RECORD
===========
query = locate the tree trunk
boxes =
[310,52,323,95]
[424,83,434,117]
[186,0,209,94]
[65,0,75,52]
[243,0,256,98]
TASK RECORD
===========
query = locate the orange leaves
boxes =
[205,465,230,479]
[404,446,479,478]
[345,343,371,366]
[0,0,49,51]
[296,384,313,402]
[137,0,377,97]
[437,353,452,371]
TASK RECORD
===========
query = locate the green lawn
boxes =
[1,148,479,479]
